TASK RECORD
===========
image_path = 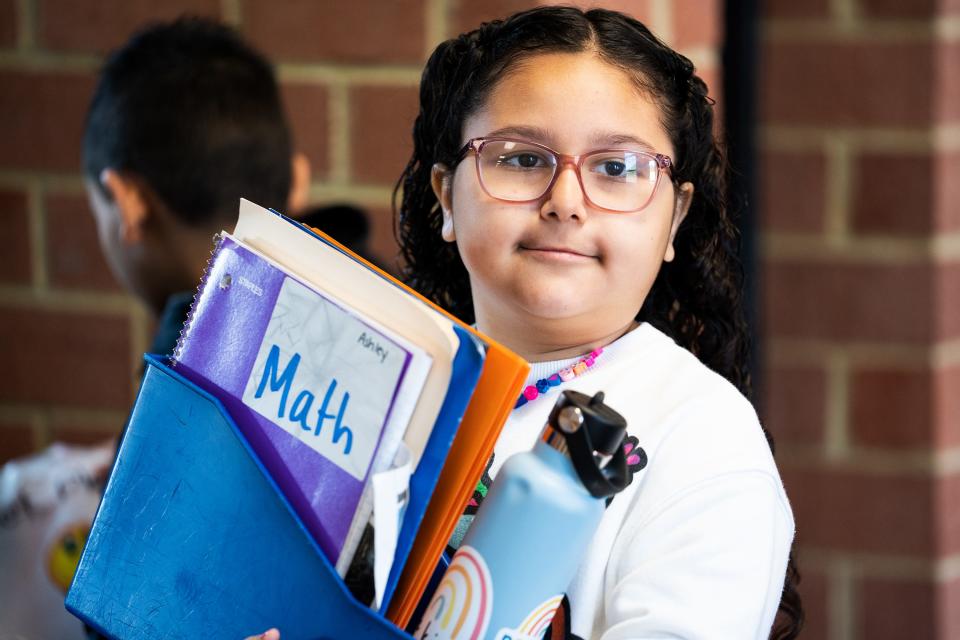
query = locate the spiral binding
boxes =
[170,232,226,366]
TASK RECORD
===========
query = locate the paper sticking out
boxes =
[372,444,414,609]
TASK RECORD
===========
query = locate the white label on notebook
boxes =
[241,276,408,481]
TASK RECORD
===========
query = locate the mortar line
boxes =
[26,177,47,291]
[16,0,36,51]
[649,0,673,44]
[327,82,351,185]
[425,0,449,55]
[220,0,242,27]
[824,350,850,460]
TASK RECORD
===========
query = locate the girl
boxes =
[251,6,801,639]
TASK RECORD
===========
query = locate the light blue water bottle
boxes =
[415,390,641,640]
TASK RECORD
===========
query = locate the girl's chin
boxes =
[513,289,594,320]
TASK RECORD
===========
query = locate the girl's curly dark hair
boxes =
[395,7,802,638]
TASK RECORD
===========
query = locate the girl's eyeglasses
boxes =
[452,137,674,213]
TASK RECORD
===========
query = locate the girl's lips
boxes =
[519,244,598,261]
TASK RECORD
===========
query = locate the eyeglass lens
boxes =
[476,139,661,212]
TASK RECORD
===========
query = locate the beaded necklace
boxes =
[514,347,603,409]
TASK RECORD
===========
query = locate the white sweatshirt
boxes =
[490,323,794,640]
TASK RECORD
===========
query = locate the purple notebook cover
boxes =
[174,236,412,563]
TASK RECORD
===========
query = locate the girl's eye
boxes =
[599,160,627,177]
[588,153,649,181]
[497,152,549,169]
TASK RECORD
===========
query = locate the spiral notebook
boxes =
[173,233,432,573]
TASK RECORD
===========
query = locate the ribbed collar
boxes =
[521,322,656,387]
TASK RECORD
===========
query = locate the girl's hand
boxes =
[244,629,279,640]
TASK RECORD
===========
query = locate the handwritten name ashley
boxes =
[357,331,390,364]
[254,344,353,456]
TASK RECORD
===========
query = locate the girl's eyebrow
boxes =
[485,124,554,143]
[484,125,659,153]
[589,132,658,152]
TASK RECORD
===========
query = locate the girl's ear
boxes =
[431,163,456,242]
[663,182,694,263]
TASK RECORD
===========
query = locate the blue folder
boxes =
[65,334,483,638]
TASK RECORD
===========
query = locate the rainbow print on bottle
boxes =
[416,546,493,640]
[491,595,564,640]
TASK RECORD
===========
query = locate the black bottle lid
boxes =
[547,390,637,499]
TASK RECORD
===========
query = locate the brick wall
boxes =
[760,0,960,637]
[0,0,722,462]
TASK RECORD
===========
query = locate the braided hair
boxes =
[395,7,802,638]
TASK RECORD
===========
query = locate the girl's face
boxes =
[434,52,692,357]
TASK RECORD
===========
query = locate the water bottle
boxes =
[415,390,641,640]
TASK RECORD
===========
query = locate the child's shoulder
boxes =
[595,323,778,481]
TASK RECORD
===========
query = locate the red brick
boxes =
[859,577,936,640]
[38,0,220,54]
[0,307,133,410]
[853,152,934,236]
[936,152,960,233]
[242,0,425,64]
[850,366,934,448]
[46,192,120,292]
[0,71,96,172]
[454,2,656,41]
[454,0,542,34]
[672,0,720,50]
[761,0,830,19]
[0,188,31,285]
[350,85,419,186]
[762,364,827,446]
[760,149,827,233]
[789,567,827,640]
[938,42,960,125]
[938,263,960,341]
[937,473,960,555]
[781,467,933,554]
[859,0,938,19]
[0,0,16,48]
[851,365,960,450]
[554,0,653,20]
[935,366,960,449]
[763,261,933,344]
[940,577,960,640]
[537,0,653,24]
[281,82,328,181]
[761,41,934,127]
[0,423,38,464]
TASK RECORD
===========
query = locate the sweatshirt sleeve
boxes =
[599,470,793,640]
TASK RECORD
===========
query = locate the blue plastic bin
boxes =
[65,356,414,640]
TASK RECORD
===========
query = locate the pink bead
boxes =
[523,385,539,400]
[591,348,603,358]
[559,367,575,382]
[584,357,595,367]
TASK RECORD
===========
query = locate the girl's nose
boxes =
[540,164,588,222]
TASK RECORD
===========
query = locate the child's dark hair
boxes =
[82,17,292,226]
[396,6,802,638]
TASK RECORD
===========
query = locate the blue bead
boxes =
[536,379,551,393]
[515,395,528,408]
